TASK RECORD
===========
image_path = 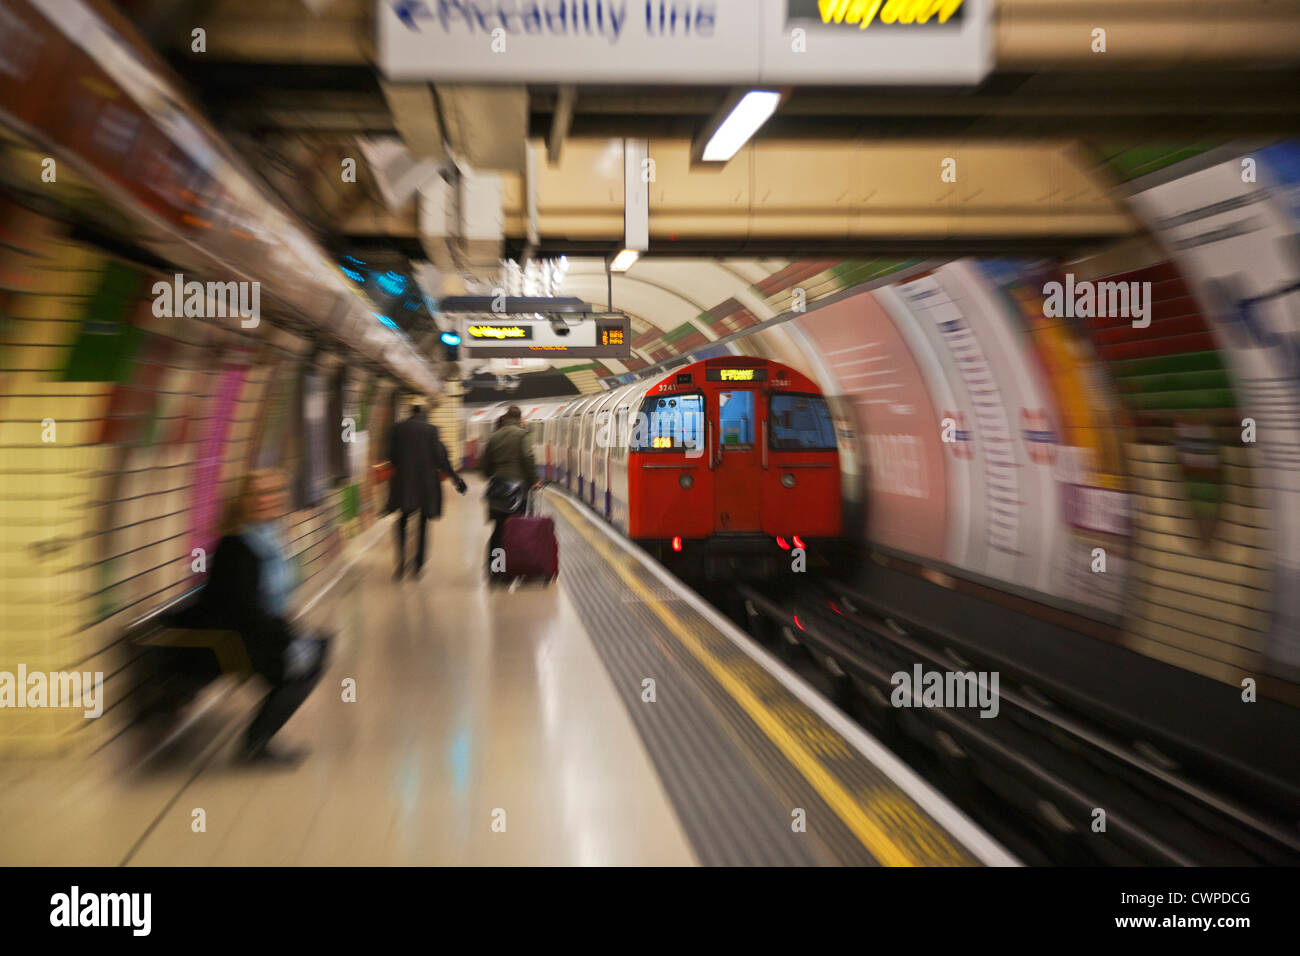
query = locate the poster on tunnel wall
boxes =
[793,291,948,562]
[1130,144,1300,674]
[300,369,331,509]
[977,258,1131,616]
[191,360,248,554]
[883,264,1064,598]
[871,282,977,569]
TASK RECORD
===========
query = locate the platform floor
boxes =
[0,477,1011,866]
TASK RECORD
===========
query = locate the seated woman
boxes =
[201,468,328,766]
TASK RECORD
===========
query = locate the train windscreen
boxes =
[768,393,836,451]
[632,394,705,451]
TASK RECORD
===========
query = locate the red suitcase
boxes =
[501,495,558,582]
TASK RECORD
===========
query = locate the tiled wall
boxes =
[0,205,381,753]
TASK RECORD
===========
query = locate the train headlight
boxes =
[679,472,694,489]
[780,473,796,488]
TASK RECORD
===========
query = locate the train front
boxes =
[628,358,844,578]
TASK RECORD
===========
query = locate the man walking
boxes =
[479,405,539,580]
[387,398,467,579]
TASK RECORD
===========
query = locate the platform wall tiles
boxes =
[0,228,115,751]
[1129,141,1300,682]
[0,209,364,752]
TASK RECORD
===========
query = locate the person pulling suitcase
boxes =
[480,405,541,584]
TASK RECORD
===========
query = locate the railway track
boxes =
[710,577,1300,866]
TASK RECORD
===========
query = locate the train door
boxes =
[712,388,763,530]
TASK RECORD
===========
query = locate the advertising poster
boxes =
[301,368,331,508]
[889,270,1027,585]
[978,259,1131,614]
[795,289,948,561]
[191,361,248,553]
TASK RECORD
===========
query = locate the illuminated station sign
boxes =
[461,316,631,359]
[379,0,992,85]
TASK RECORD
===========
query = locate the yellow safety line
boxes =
[549,494,973,866]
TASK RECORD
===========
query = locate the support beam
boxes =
[380,81,446,160]
[548,86,576,165]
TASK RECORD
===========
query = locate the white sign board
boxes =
[464,318,597,348]
[377,0,992,85]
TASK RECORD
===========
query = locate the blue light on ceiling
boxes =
[344,255,366,265]
[376,270,407,296]
[341,266,364,283]
[440,331,461,346]
[375,313,400,331]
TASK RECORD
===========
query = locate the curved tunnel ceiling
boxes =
[552,257,796,375]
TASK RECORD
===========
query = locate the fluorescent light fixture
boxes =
[701,90,781,162]
[609,249,640,272]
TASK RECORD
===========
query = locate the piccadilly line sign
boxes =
[379,0,991,85]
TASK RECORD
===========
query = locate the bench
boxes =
[127,589,254,719]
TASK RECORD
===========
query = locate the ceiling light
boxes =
[700,90,781,163]
[609,249,639,272]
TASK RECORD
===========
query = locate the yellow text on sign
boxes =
[468,325,528,339]
[818,0,964,29]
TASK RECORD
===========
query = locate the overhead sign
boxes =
[468,324,534,340]
[378,0,992,85]
[462,314,631,358]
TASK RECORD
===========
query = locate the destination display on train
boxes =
[706,367,769,382]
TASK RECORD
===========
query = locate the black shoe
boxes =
[239,742,310,768]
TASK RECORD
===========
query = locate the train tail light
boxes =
[776,537,790,550]
[793,535,805,549]
[671,536,683,552]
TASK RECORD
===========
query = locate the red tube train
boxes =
[513,357,844,577]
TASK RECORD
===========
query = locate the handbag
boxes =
[485,476,525,517]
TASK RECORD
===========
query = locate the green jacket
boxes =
[480,423,537,484]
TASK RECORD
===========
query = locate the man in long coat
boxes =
[387,399,466,578]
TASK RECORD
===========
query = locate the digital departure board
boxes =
[461,313,630,359]
[468,324,533,340]
[705,368,768,382]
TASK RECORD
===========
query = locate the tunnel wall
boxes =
[740,143,1300,698]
